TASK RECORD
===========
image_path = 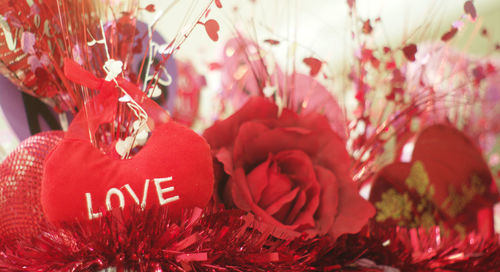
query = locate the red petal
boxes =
[245,156,273,204]
[313,166,339,235]
[204,19,220,42]
[203,97,278,150]
[215,148,234,175]
[234,127,314,169]
[264,188,300,217]
[215,0,223,8]
[258,162,294,209]
[231,169,299,231]
[230,168,257,211]
[314,134,351,185]
[274,150,321,226]
[232,121,273,168]
[329,177,375,239]
[283,190,307,225]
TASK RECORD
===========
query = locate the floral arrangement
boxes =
[0,0,499,271]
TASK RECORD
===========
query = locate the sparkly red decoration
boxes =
[464,1,477,21]
[220,37,277,108]
[1,207,500,271]
[144,4,156,12]
[204,19,220,42]
[0,0,499,271]
[172,61,206,127]
[0,131,64,246]
[303,57,323,77]
[264,39,280,45]
[370,124,498,236]
[441,27,458,41]
[402,44,417,62]
[215,0,223,9]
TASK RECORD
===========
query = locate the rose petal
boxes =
[236,113,345,170]
[222,174,235,207]
[313,166,339,235]
[314,134,351,185]
[274,150,321,227]
[230,167,258,211]
[246,156,273,203]
[215,147,234,175]
[264,187,300,216]
[233,121,272,169]
[237,127,320,168]
[235,182,302,232]
[213,159,229,204]
[281,127,312,134]
[329,179,375,239]
[259,162,294,208]
[279,108,335,134]
[203,97,278,149]
[284,190,308,225]
[275,150,317,187]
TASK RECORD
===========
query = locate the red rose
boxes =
[203,97,374,238]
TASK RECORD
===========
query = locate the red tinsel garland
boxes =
[0,206,499,271]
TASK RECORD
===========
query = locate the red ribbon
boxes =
[62,58,169,141]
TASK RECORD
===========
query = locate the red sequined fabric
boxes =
[0,131,64,245]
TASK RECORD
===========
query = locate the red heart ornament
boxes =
[204,19,220,42]
[41,59,214,224]
[411,124,497,213]
[370,124,498,236]
[42,121,213,223]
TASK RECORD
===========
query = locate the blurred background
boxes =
[1,0,499,160]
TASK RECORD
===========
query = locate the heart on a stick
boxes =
[41,59,214,224]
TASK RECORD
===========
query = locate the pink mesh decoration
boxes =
[0,131,64,245]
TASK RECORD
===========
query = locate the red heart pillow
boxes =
[42,121,213,223]
[41,59,214,224]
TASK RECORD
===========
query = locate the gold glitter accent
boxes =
[375,189,413,223]
[419,211,436,228]
[454,224,466,237]
[405,161,434,197]
[417,197,431,213]
[375,162,439,228]
[441,174,486,217]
